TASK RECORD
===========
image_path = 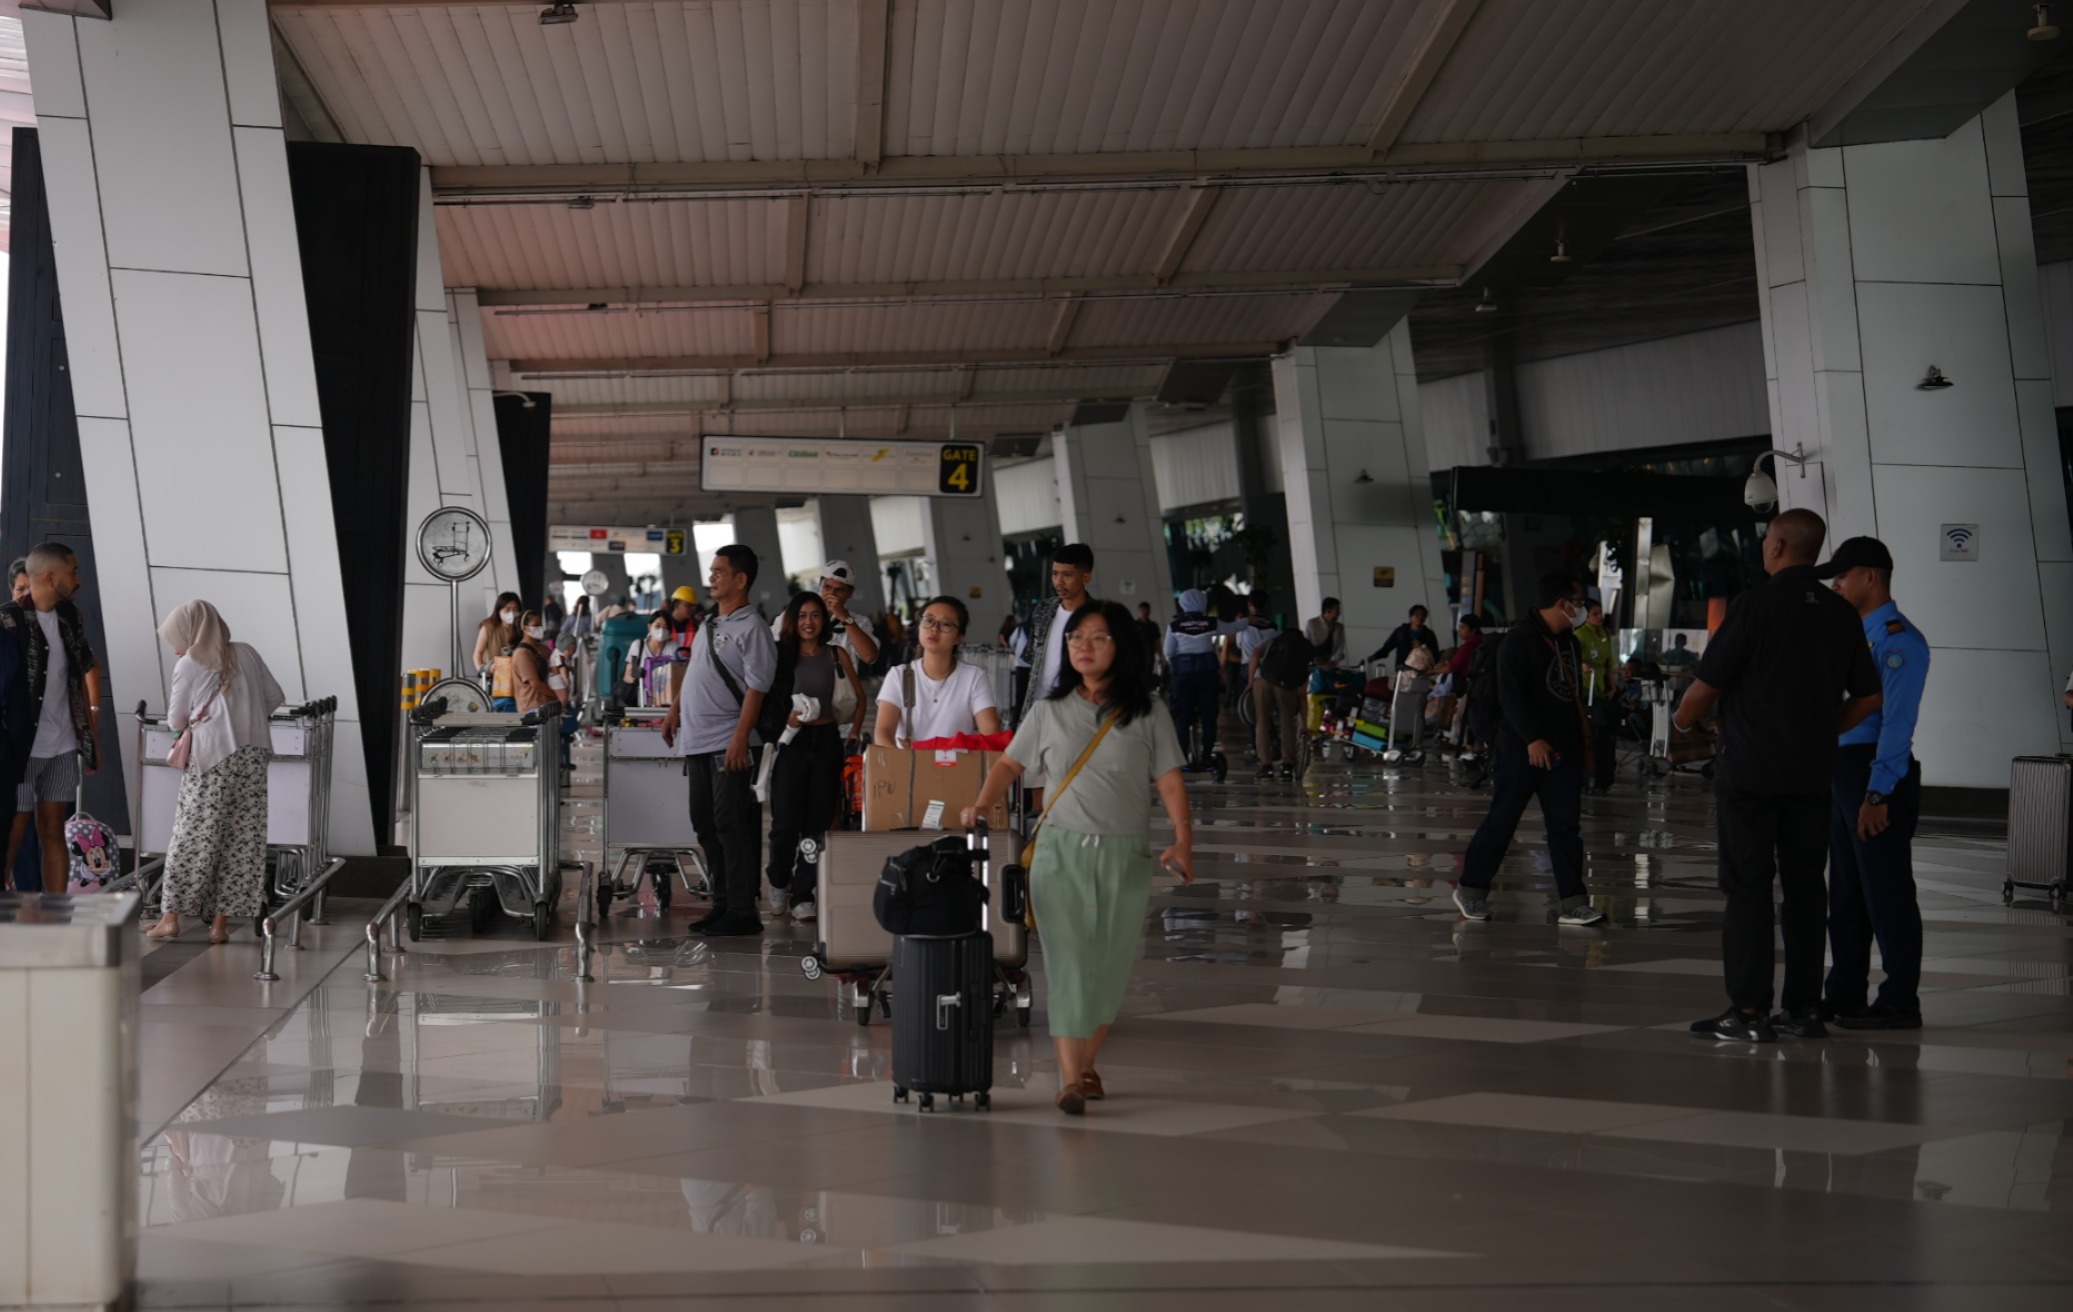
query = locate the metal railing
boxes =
[253,857,346,983]
[362,880,413,983]
[574,859,599,983]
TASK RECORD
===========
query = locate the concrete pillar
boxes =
[589,552,631,604]
[1054,404,1175,611]
[22,0,375,853]
[1750,95,2073,780]
[922,495,1005,616]
[816,495,886,617]
[659,546,702,602]
[1269,322,1447,661]
[729,507,788,617]
[1230,364,1295,608]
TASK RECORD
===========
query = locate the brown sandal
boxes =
[1080,1070,1105,1101]
[1055,1085,1087,1116]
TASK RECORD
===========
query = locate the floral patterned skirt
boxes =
[162,745,270,918]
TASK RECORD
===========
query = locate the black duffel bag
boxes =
[874,836,986,937]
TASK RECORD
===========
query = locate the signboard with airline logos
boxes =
[699,438,986,498]
[548,525,687,555]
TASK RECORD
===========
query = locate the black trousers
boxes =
[1715,782,1830,1013]
[1169,660,1221,760]
[687,750,762,917]
[1460,747,1586,901]
[1826,747,1923,1014]
[766,724,842,907]
[1590,704,1618,790]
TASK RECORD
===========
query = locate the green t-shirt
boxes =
[1574,622,1617,701]
[1007,690,1186,835]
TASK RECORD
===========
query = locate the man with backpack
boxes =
[1252,620,1312,781]
[662,544,776,938]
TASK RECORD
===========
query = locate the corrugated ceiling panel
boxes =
[705,401,1068,435]
[437,198,781,288]
[522,374,734,407]
[974,364,1167,396]
[482,307,754,359]
[1398,0,1938,143]
[551,414,701,437]
[1182,180,1527,274]
[809,189,1183,283]
[277,0,855,167]
[1068,294,1334,348]
[771,300,1055,354]
[883,0,1439,156]
[728,368,976,402]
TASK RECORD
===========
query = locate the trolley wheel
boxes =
[855,998,872,1027]
[801,954,824,981]
[918,1093,936,1113]
[879,991,894,1019]
[892,1085,908,1104]
[1212,752,1228,783]
[1017,999,1033,1029]
[406,902,424,943]
[595,882,613,925]
[975,1091,991,1110]
[1701,761,1716,780]
[2002,881,2015,906]
[654,871,672,911]
[532,902,555,941]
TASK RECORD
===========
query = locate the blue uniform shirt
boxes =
[1837,600,1929,795]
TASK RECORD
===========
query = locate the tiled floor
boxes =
[130,733,2073,1310]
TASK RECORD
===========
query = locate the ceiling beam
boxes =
[475,265,1459,308]
[550,384,1159,419]
[854,0,890,170]
[1366,0,1482,158]
[779,195,810,294]
[1044,297,1082,357]
[750,304,771,363]
[431,134,1777,197]
[510,342,1291,375]
[1151,185,1220,285]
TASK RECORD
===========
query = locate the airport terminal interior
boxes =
[2,2,2073,1310]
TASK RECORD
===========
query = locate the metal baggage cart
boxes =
[1641,678,1715,778]
[597,706,709,918]
[1382,671,1432,763]
[407,705,567,941]
[959,643,1017,724]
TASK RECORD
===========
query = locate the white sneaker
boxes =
[791,900,817,923]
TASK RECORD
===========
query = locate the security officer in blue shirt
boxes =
[1816,536,1928,1029]
[1164,589,1247,764]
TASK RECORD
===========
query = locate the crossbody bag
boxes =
[1017,707,1122,929]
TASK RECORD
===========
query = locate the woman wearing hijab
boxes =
[143,602,286,943]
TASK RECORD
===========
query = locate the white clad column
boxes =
[729,507,788,616]
[1053,405,1175,610]
[1270,322,1447,661]
[1750,94,2073,778]
[816,495,886,617]
[23,0,374,853]
[921,494,1005,616]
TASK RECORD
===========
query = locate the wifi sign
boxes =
[1939,523,1980,562]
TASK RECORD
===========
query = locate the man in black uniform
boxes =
[1366,604,1442,672]
[1674,509,1882,1042]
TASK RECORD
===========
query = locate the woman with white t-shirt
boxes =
[874,596,1003,745]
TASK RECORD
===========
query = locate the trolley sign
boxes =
[416,507,494,679]
[700,437,987,498]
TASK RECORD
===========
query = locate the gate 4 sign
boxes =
[938,444,983,496]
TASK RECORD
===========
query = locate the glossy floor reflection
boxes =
[134,736,2073,1310]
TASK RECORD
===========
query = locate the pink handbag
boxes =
[166,703,213,771]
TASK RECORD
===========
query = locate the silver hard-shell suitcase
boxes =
[2004,755,2071,907]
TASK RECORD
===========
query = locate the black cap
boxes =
[1814,536,1894,579]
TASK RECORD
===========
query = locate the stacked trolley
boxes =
[130,696,342,925]
[405,702,567,941]
[596,706,709,918]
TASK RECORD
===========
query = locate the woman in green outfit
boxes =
[964,600,1195,1116]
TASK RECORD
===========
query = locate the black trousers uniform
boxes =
[766,723,842,908]
[1460,749,1587,902]
[1169,653,1221,761]
[1825,746,1923,1015]
[1715,783,1830,1013]
[687,751,762,921]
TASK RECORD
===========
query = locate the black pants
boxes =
[1826,747,1923,1014]
[767,724,841,907]
[1715,782,1829,1013]
[687,751,762,918]
[1590,704,1618,790]
[1460,747,1586,901]
[1170,658,1220,760]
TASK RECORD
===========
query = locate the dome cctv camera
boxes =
[1743,466,1779,511]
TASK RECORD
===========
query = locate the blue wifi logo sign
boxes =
[1939,523,1979,562]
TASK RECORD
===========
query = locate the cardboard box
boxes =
[863,744,1010,832]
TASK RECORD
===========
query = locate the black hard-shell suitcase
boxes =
[890,930,994,1111]
[2005,755,2072,906]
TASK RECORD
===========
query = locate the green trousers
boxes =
[1031,826,1154,1039]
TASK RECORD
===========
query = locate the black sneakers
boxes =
[696,913,765,938]
[1690,1008,1776,1042]
[1835,1004,1922,1031]
[1768,1007,1828,1039]
[687,905,727,931]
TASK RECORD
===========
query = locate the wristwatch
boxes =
[1864,791,1888,807]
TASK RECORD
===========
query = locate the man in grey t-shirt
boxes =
[663,544,776,937]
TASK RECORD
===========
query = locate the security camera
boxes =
[1743,466,1779,511]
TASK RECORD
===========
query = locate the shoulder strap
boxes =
[705,624,746,706]
[1031,707,1122,834]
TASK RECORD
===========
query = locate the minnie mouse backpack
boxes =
[65,812,120,893]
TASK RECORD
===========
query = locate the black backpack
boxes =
[1462,636,1502,746]
[873,836,987,937]
[1259,629,1316,690]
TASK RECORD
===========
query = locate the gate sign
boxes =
[548,524,687,554]
[700,438,987,498]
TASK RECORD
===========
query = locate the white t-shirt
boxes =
[1036,599,1082,702]
[31,609,76,759]
[877,661,997,743]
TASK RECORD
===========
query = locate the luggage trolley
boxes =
[597,706,710,919]
[406,702,568,941]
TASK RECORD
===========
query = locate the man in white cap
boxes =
[771,559,879,666]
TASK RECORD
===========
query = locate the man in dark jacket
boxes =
[1366,604,1442,671]
[0,543,99,893]
[1452,572,1606,927]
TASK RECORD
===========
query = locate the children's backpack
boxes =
[65,812,120,893]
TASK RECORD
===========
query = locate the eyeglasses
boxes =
[1065,632,1113,648]
[919,616,962,633]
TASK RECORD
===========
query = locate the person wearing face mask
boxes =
[1451,572,1607,928]
[474,592,523,673]
[636,617,678,707]
[509,610,557,715]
